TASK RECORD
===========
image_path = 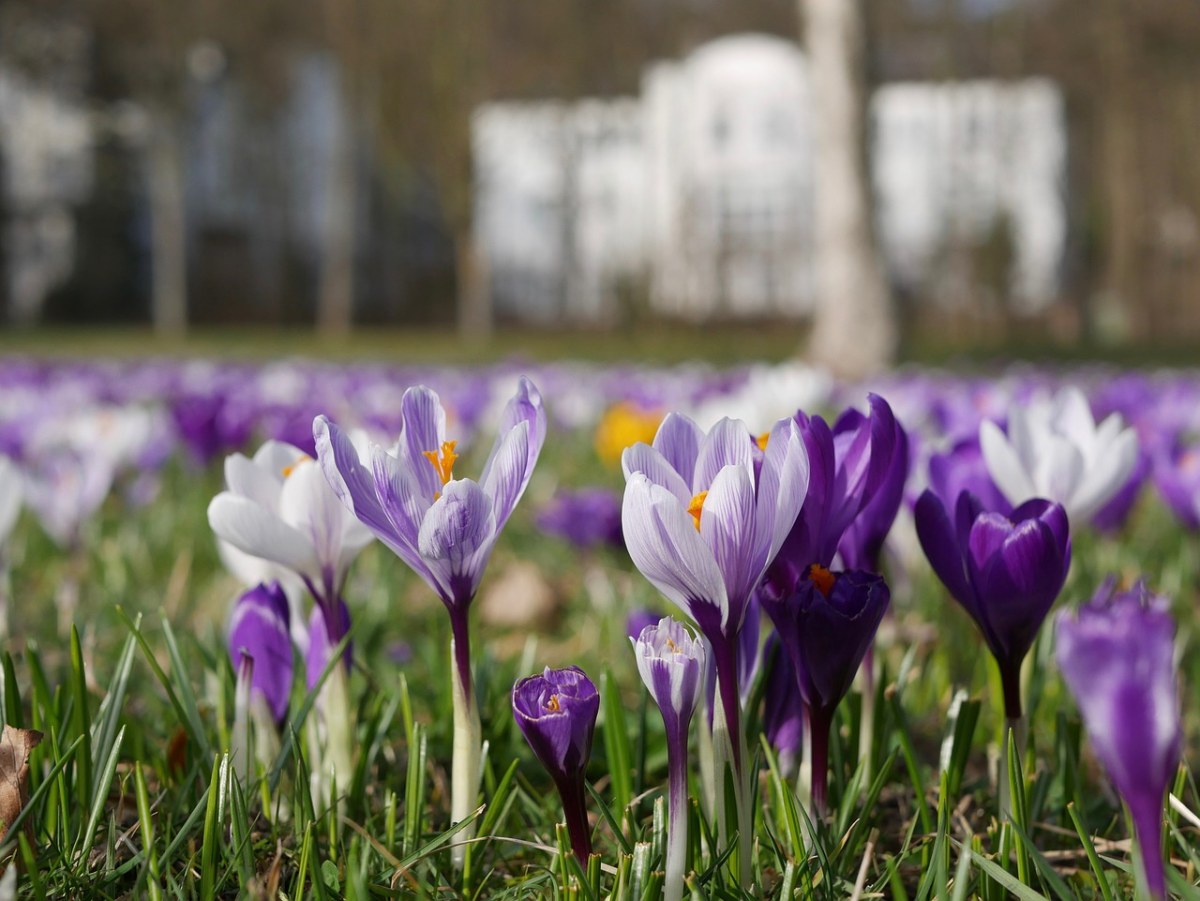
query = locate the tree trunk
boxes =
[148,121,187,335]
[1094,0,1139,343]
[801,0,896,378]
[317,90,356,335]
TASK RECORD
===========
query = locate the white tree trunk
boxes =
[148,123,187,335]
[802,0,896,377]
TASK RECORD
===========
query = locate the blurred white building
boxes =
[473,33,1067,323]
[0,64,94,324]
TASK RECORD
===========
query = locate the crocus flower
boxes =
[228,582,294,724]
[760,565,889,813]
[980,386,1138,522]
[621,414,808,748]
[316,377,545,858]
[632,618,705,901]
[914,490,1070,721]
[512,666,600,864]
[208,440,373,625]
[621,412,807,886]
[1153,438,1200,529]
[761,639,804,778]
[228,582,293,786]
[834,397,910,573]
[766,395,901,598]
[1056,581,1181,901]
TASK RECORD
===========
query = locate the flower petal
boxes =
[693,418,755,493]
[621,474,728,631]
[980,420,1036,505]
[400,386,447,501]
[208,493,319,578]
[621,442,691,505]
[652,413,704,489]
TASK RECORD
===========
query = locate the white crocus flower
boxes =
[980,385,1139,523]
[208,439,373,603]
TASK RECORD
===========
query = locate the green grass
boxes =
[1,422,1198,898]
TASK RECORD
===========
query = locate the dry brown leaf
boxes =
[0,726,42,847]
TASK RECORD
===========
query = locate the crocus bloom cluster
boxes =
[1056,581,1182,901]
[915,490,1070,720]
[761,565,889,812]
[512,666,600,864]
[621,414,808,745]
[621,412,807,885]
[980,386,1138,523]
[632,618,705,901]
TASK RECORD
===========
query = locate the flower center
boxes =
[756,432,770,451]
[807,563,836,598]
[545,694,560,712]
[282,454,311,478]
[687,491,708,531]
[422,440,459,499]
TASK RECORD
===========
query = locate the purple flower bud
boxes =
[1056,581,1182,901]
[512,666,600,862]
[761,637,803,777]
[915,490,1071,720]
[228,582,293,724]
[760,565,889,812]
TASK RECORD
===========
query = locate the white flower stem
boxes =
[450,631,481,869]
[665,734,689,901]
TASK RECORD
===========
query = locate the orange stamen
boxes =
[545,694,561,712]
[807,564,836,597]
[756,432,770,451]
[422,440,459,487]
[687,491,709,531]
[282,454,311,478]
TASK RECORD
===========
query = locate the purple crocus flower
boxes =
[766,395,900,597]
[1153,438,1200,529]
[914,489,1071,720]
[536,487,624,550]
[1056,581,1182,901]
[762,637,803,778]
[315,378,546,700]
[228,582,294,724]
[835,397,910,573]
[512,666,600,864]
[632,618,705,901]
[316,377,544,861]
[760,565,889,812]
